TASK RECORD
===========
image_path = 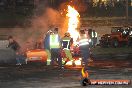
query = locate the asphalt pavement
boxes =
[0,56,132,88]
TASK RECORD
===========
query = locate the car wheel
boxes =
[112,39,119,48]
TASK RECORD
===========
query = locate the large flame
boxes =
[66,5,80,44]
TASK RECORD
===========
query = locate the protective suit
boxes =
[79,30,90,67]
[61,32,73,65]
[50,28,62,67]
[44,31,51,65]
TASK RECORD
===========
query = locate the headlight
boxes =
[129,31,132,35]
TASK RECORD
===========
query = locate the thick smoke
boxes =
[12,3,68,52]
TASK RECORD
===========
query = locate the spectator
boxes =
[7,36,22,65]
[35,38,43,49]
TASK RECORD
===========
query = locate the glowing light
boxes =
[81,67,89,78]
[66,60,73,65]
[65,59,82,66]
[74,59,81,66]
[66,5,80,45]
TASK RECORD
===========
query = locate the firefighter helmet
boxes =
[54,28,58,32]
[80,30,85,34]
[64,32,70,37]
[47,30,53,34]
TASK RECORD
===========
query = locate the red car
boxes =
[26,49,47,63]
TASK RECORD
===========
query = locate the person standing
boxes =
[44,30,52,65]
[61,32,73,65]
[7,36,21,65]
[78,30,90,68]
[92,30,97,47]
[35,38,43,49]
[50,28,62,67]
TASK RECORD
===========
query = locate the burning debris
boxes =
[80,67,91,86]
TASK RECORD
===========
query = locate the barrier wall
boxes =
[0,48,16,64]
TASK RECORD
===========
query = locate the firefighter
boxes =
[44,30,52,65]
[79,30,90,68]
[128,28,132,47]
[50,28,62,67]
[61,32,73,65]
[92,30,97,47]
[88,29,92,47]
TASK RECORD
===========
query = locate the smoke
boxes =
[11,4,68,52]
[10,0,88,51]
[32,8,62,31]
[29,7,67,41]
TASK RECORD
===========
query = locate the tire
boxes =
[112,39,119,48]
[128,37,132,47]
[100,41,105,48]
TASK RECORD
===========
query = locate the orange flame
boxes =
[81,67,89,78]
[66,5,80,45]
